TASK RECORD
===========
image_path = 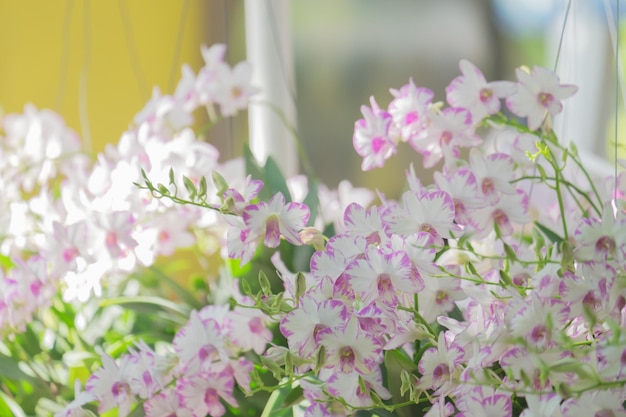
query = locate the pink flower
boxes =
[561,389,626,417]
[574,206,626,262]
[506,66,577,131]
[471,189,529,239]
[456,386,512,417]
[384,189,459,247]
[388,79,434,141]
[345,246,415,307]
[173,310,228,373]
[319,317,383,375]
[280,297,347,359]
[144,388,192,417]
[410,107,481,169]
[176,366,238,417]
[353,97,396,171]
[468,149,516,205]
[212,61,258,117]
[418,331,465,395]
[446,59,515,123]
[243,192,310,248]
[324,367,391,408]
[86,354,135,417]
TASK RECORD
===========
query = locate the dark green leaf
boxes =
[302,179,319,227]
[264,156,291,203]
[534,221,563,244]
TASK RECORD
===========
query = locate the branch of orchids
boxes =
[134,168,228,213]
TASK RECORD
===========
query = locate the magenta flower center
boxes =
[63,247,79,263]
[479,88,493,103]
[204,387,219,405]
[435,290,450,306]
[595,236,616,256]
[106,231,118,248]
[198,344,217,362]
[481,178,496,196]
[371,136,386,154]
[537,92,554,108]
[377,273,393,293]
[111,381,130,401]
[440,131,453,146]
[248,316,264,335]
[432,363,450,383]
[420,223,438,238]
[158,230,171,243]
[339,346,356,372]
[405,111,419,125]
[530,324,548,344]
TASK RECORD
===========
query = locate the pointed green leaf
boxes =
[302,179,319,227]
[198,176,208,198]
[264,156,292,203]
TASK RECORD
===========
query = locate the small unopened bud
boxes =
[299,227,325,251]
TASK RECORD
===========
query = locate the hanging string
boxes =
[604,0,625,202]
[615,0,620,202]
[55,0,74,113]
[119,0,149,100]
[553,0,573,72]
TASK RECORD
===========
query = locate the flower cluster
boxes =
[0,44,258,338]
[4,44,626,417]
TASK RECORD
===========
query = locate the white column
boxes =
[244,0,298,177]
[550,0,613,177]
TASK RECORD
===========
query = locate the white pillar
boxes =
[550,0,613,177]
[244,0,298,177]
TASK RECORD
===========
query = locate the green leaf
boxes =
[534,221,563,244]
[0,254,14,269]
[260,384,295,417]
[264,156,291,203]
[168,167,175,185]
[0,391,26,417]
[302,179,319,227]
[212,170,229,197]
[182,176,197,199]
[198,176,208,198]
[157,183,170,196]
[99,296,190,320]
[282,385,304,408]
[0,355,35,382]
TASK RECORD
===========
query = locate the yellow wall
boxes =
[0,1,208,155]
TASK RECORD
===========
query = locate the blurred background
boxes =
[0,0,622,198]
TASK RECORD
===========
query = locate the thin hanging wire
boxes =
[615,0,620,202]
[604,0,624,202]
[168,0,190,93]
[552,0,573,72]
[119,0,149,100]
[55,0,74,113]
